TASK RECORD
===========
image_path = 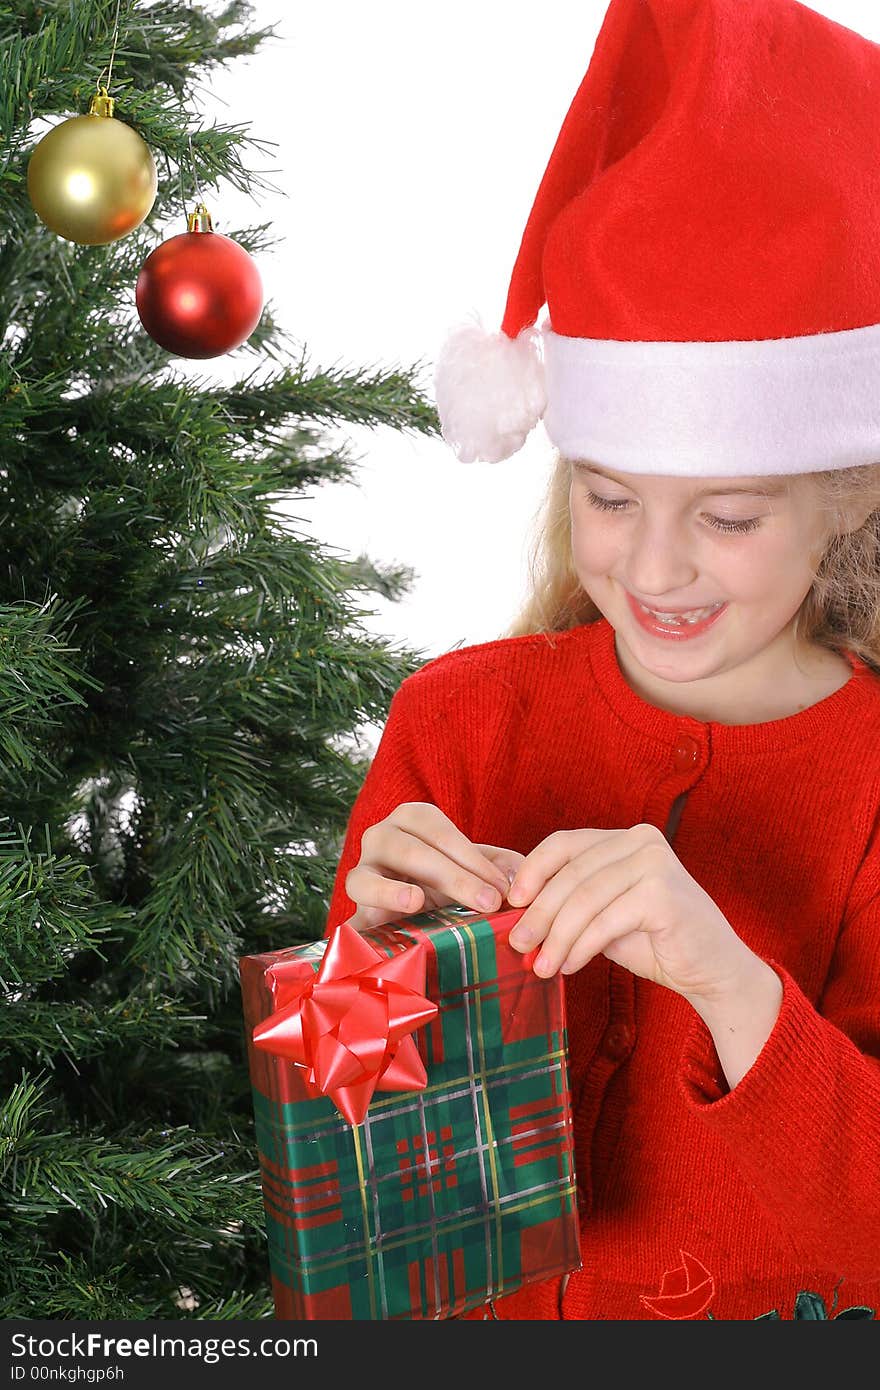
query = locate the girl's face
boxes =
[569,460,833,707]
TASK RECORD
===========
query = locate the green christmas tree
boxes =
[0,0,438,1318]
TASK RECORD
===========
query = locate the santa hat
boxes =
[434,0,880,476]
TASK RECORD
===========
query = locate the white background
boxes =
[191,0,880,685]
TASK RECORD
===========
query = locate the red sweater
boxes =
[324,617,880,1321]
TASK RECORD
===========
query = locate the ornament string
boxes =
[177,132,208,226]
[97,0,125,94]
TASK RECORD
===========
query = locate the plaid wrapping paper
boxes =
[239,902,581,1320]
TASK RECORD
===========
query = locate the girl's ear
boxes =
[837,501,875,535]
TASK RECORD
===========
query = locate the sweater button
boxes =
[601,1023,633,1061]
[672,734,701,772]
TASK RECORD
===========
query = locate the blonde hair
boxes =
[500,451,880,675]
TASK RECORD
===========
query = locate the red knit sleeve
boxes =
[322,666,485,938]
[675,879,880,1278]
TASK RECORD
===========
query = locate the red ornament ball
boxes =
[136,222,263,358]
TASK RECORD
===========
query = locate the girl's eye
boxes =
[584,491,762,535]
[705,514,762,535]
[585,491,630,513]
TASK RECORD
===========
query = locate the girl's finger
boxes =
[349,829,507,916]
[508,824,657,907]
[382,811,513,901]
[345,860,426,917]
[508,833,643,952]
[557,885,651,975]
[532,855,647,975]
[344,877,448,933]
[507,828,611,906]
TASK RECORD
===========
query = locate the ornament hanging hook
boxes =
[96,0,125,95]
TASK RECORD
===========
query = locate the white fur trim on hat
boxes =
[542,320,880,476]
[433,316,547,464]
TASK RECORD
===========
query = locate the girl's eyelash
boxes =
[584,490,762,535]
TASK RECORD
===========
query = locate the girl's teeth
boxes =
[641,602,722,626]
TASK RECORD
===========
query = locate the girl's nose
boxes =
[624,518,698,597]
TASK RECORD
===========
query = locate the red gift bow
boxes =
[252,919,438,1126]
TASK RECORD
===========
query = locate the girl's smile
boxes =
[625,590,728,641]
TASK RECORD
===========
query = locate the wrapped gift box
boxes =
[239,902,580,1320]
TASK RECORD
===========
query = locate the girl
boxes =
[323,0,880,1319]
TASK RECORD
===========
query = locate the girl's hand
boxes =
[344,801,525,932]
[506,823,755,1006]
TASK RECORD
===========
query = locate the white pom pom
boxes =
[433,314,547,463]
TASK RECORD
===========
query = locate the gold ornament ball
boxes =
[27,92,157,245]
